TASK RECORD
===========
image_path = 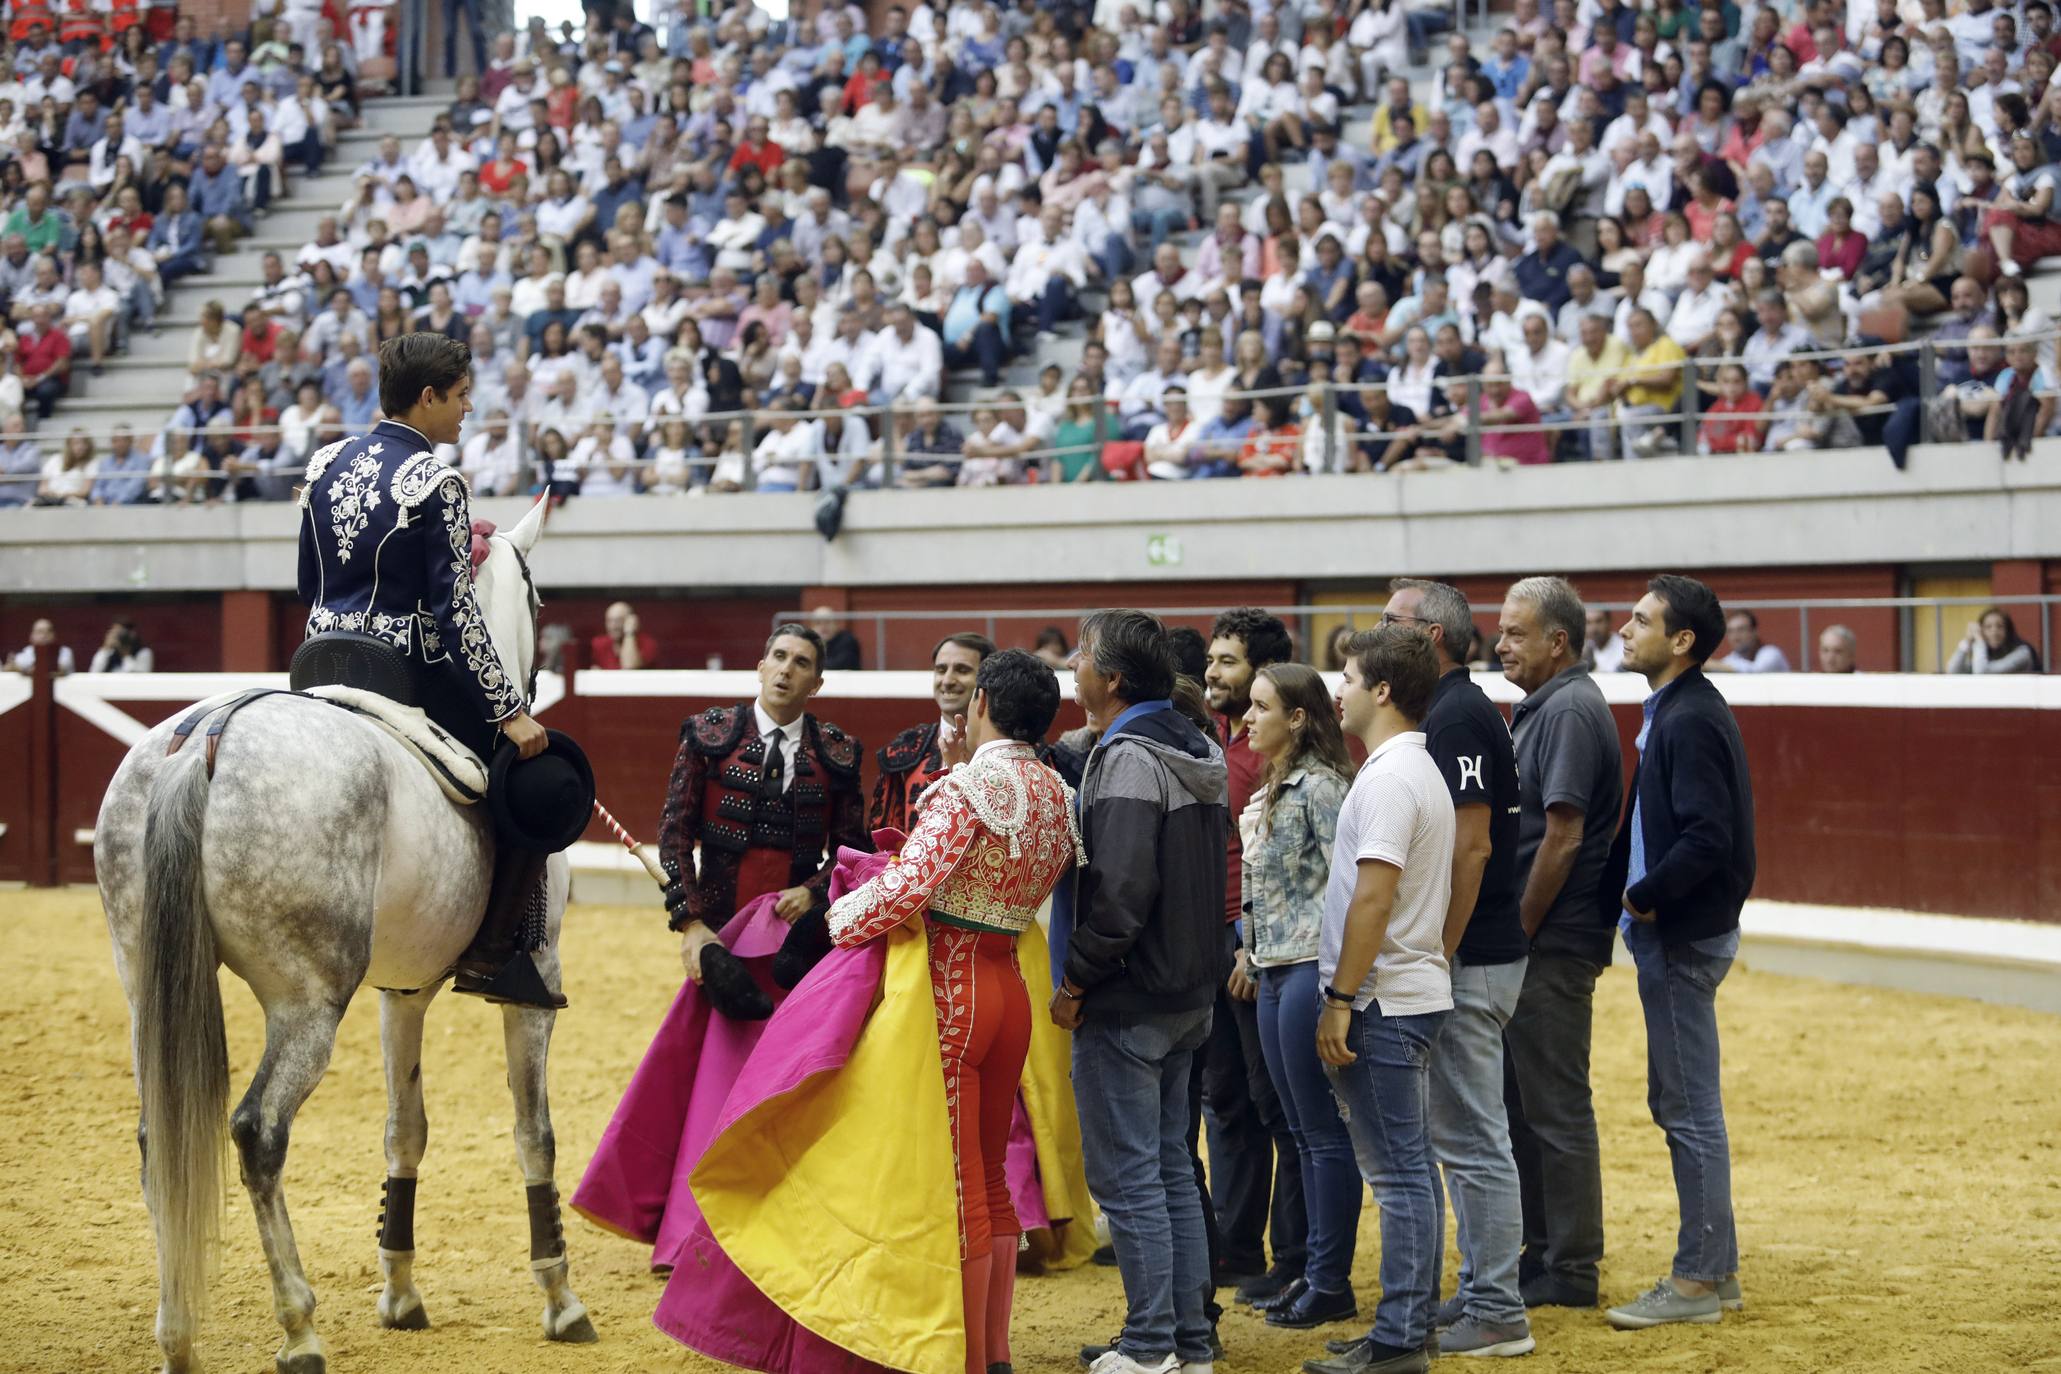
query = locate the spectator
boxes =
[90,617,154,673]
[1032,626,1070,669]
[809,608,863,672]
[6,618,75,674]
[1238,662,1360,1327]
[1817,625,1859,674]
[187,300,243,379]
[36,428,94,506]
[1603,575,1753,1332]
[1383,580,1534,1359]
[1712,609,1792,673]
[1060,609,1229,1374]
[91,426,153,506]
[1495,576,1624,1312]
[1949,607,2043,673]
[590,601,657,671]
[1307,624,1451,1374]
[17,302,70,420]
[1198,607,1304,1314]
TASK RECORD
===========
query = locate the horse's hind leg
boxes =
[503,999,597,1343]
[376,985,438,1331]
[230,1001,346,1374]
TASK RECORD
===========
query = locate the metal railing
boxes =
[777,597,2061,679]
[5,328,2058,502]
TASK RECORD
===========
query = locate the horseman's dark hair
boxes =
[1210,606,1293,668]
[764,621,828,673]
[1080,608,1176,705]
[933,631,997,662]
[977,649,1061,743]
[378,332,472,417]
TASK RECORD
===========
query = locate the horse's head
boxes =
[474,494,547,705]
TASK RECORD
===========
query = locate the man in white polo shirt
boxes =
[1306,624,1455,1374]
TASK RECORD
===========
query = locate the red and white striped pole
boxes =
[591,798,667,887]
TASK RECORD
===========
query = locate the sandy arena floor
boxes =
[3,887,2058,1374]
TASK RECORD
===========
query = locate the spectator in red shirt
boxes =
[1698,364,1767,454]
[728,117,787,177]
[1479,359,1553,464]
[590,600,658,669]
[239,303,283,364]
[18,302,70,419]
[1815,197,1867,281]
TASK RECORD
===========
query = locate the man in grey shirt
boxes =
[1493,576,1624,1311]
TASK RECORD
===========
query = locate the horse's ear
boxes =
[507,491,549,556]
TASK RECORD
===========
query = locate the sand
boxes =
[3,887,2057,1374]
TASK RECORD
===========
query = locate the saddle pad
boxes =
[306,685,487,805]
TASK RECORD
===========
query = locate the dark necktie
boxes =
[761,730,785,800]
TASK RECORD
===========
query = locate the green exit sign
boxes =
[1147,534,1184,567]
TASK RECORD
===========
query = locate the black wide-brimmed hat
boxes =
[487,730,595,852]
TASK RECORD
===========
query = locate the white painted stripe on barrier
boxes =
[0,675,30,719]
[48,672,569,746]
[1740,900,2061,970]
[572,669,1083,701]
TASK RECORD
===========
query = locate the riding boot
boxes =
[453,844,567,1010]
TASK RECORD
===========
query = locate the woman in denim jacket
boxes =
[1240,662,1363,1329]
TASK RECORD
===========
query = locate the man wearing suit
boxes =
[1602,574,1754,1331]
[146,182,209,283]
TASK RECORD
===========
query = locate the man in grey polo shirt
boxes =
[1493,577,1624,1311]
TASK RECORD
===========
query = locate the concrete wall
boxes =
[5,443,2057,596]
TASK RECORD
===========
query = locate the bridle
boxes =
[497,534,544,705]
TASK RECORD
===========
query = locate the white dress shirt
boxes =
[752,701,807,791]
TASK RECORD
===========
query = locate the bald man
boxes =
[592,601,658,670]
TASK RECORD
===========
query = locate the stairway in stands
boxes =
[48,85,456,442]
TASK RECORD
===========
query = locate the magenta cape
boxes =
[568,879,803,1268]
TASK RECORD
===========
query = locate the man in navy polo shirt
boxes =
[1383,579,1535,1360]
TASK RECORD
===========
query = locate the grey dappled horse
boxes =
[95,497,595,1374]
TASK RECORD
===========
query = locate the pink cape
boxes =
[569,883,807,1268]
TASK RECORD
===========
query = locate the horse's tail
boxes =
[137,746,229,1346]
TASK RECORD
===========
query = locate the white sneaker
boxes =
[1179,1363,1215,1374]
[1086,1352,1178,1374]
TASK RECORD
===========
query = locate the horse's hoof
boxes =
[380,1303,431,1331]
[277,1353,326,1374]
[548,1313,599,1344]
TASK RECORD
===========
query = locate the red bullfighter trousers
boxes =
[928,921,1031,1374]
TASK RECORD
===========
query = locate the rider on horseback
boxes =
[295,332,572,1011]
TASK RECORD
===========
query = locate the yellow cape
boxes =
[1016,921,1102,1271]
[693,923,966,1374]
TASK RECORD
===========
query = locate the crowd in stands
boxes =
[9,0,2061,504]
[0,1,366,506]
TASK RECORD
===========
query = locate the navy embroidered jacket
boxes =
[295,419,524,727]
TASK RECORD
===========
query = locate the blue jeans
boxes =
[1623,923,1739,1283]
[1325,1003,1448,1350]
[1428,957,1527,1325]
[1255,961,1361,1293]
[1074,1006,1216,1365]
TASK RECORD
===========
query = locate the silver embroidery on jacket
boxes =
[434,473,521,717]
[325,448,385,565]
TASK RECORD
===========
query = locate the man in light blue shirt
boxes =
[90,428,152,505]
[940,259,1012,387]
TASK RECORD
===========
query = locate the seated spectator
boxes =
[1712,609,1793,673]
[90,618,154,673]
[1817,625,1858,674]
[6,618,75,674]
[1949,608,2043,674]
[36,428,94,506]
[590,601,658,670]
[91,427,153,506]
[16,303,70,420]
[1697,364,1768,457]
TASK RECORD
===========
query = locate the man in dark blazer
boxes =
[1600,574,1754,1333]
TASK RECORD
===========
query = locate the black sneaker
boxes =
[1237,1268,1302,1306]
[1265,1285,1357,1329]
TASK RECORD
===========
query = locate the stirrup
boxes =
[452,952,567,1010]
